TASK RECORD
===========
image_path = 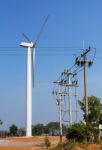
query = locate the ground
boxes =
[0,136,63,150]
[0,136,102,150]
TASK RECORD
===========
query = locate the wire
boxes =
[75,68,84,74]
[0,52,78,56]
[0,46,81,49]
[68,64,76,72]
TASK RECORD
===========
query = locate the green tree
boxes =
[32,124,44,135]
[43,125,50,134]
[66,122,97,142]
[47,122,60,135]
[0,120,3,126]
[66,122,86,142]
[0,120,3,138]
[78,95,102,141]
[17,127,26,136]
[9,124,18,136]
[78,95,102,125]
[47,122,67,136]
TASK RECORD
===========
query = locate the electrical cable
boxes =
[53,46,100,126]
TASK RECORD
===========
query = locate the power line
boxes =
[1,46,102,52]
[0,46,81,49]
[0,53,76,56]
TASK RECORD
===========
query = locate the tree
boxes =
[9,124,18,136]
[0,120,3,138]
[66,122,86,142]
[78,95,102,141]
[78,95,102,125]
[17,127,26,136]
[43,125,50,134]
[47,122,60,135]
[46,122,67,136]
[32,124,44,135]
[66,122,97,142]
[0,120,3,126]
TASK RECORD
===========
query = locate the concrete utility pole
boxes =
[55,85,62,143]
[57,85,63,143]
[83,53,88,122]
[68,73,72,125]
[59,97,63,143]
[76,47,93,123]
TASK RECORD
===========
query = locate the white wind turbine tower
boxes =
[20,16,49,137]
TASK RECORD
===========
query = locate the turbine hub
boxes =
[20,42,34,48]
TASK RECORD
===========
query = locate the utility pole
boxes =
[58,85,63,143]
[55,85,62,143]
[68,73,72,125]
[76,47,93,123]
[68,74,71,125]
[62,71,78,125]
[53,70,78,128]
[59,97,63,143]
[83,53,88,122]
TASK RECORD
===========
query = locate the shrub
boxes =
[66,122,99,142]
[44,136,51,149]
[51,140,76,150]
[66,123,86,142]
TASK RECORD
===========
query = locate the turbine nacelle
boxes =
[20,42,34,48]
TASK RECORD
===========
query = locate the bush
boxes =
[51,140,76,150]
[44,136,51,149]
[66,123,86,142]
[66,122,99,142]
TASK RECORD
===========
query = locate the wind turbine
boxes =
[20,16,49,137]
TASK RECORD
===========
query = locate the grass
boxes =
[50,140,102,150]
[50,140,76,150]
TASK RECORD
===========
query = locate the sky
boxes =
[0,0,102,129]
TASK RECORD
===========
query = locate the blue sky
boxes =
[0,0,102,129]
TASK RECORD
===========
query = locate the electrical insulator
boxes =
[76,60,80,66]
[56,99,60,105]
[88,61,93,67]
[81,61,84,67]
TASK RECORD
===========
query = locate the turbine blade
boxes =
[22,33,31,43]
[34,15,49,46]
[32,48,35,88]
